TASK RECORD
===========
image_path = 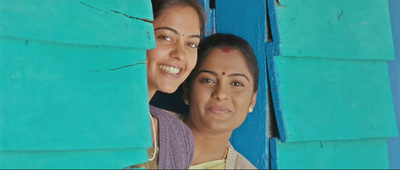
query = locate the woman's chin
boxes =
[159,86,179,94]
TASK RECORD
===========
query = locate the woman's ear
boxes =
[248,90,258,113]
[182,81,190,105]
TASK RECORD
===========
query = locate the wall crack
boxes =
[91,63,145,72]
[80,2,152,23]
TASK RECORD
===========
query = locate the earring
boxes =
[248,106,253,112]
[184,99,189,105]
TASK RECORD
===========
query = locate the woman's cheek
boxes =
[192,86,206,102]
[187,50,198,66]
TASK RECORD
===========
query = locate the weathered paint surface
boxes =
[0,0,154,49]
[272,57,397,142]
[0,0,154,168]
[268,0,398,169]
[270,138,390,169]
[276,0,395,60]
[388,0,400,168]
[0,38,150,150]
[215,0,270,169]
[270,0,398,143]
[0,149,148,169]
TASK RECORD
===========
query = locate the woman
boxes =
[130,0,206,169]
[183,33,259,169]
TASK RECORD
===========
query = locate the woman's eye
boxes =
[200,78,215,84]
[187,42,198,48]
[232,82,243,86]
[159,35,172,42]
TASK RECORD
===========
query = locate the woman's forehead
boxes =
[153,6,200,36]
[199,49,252,77]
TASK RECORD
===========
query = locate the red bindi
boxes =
[222,46,231,52]
[222,72,226,75]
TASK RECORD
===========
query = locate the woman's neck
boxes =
[186,119,232,165]
[148,89,156,102]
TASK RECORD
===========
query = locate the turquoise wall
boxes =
[6,0,394,168]
[0,0,155,168]
[152,0,399,169]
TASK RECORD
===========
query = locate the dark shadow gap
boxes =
[266,1,273,42]
[209,0,215,9]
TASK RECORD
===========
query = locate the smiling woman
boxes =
[183,33,259,169]
[129,0,206,169]
[146,5,202,97]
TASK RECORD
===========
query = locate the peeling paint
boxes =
[147,32,152,40]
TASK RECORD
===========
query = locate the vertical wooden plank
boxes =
[266,0,282,140]
[215,0,269,169]
[199,0,216,36]
[388,0,400,169]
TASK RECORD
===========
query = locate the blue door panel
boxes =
[215,0,270,169]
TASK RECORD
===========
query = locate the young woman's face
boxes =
[146,6,201,95]
[188,48,257,134]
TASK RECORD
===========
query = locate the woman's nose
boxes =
[212,84,229,101]
[170,44,185,60]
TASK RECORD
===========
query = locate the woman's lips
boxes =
[208,106,231,114]
[158,64,182,74]
[158,64,183,78]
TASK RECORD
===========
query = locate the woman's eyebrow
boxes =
[228,73,250,81]
[154,26,200,39]
[196,70,217,76]
[188,35,201,39]
[197,70,249,81]
[155,26,179,35]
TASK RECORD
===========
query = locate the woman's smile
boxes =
[158,64,182,77]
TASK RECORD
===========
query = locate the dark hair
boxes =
[151,0,206,33]
[187,33,259,92]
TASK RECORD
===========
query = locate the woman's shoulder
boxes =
[149,105,194,168]
[149,105,193,142]
[234,151,257,169]
[150,105,186,128]
[227,144,257,169]
[163,108,185,121]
